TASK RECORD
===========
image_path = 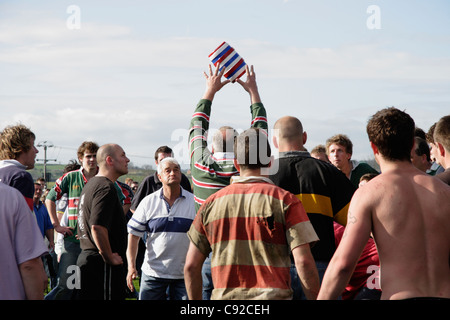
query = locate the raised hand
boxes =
[236,65,261,104]
[202,64,231,101]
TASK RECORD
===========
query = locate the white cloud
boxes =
[1,3,449,168]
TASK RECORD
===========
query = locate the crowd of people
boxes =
[0,65,449,301]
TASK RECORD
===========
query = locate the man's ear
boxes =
[303,131,307,145]
[105,155,114,166]
[436,141,446,158]
[233,159,241,173]
[370,141,379,155]
[272,135,279,149]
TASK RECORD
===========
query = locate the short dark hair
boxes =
[154,146,173,161]
[366,107,415,162]
[234,128,271,170]
[434,115,450,152]
[64,159,81,173]
[426,123,437,144]
[359,172,379,183]
[414,137,431,162]
[311,144,327,155]
[77,141,99,161]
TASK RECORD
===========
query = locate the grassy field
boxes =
[44,277,141,300]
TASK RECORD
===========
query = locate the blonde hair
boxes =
[0,124,35,160]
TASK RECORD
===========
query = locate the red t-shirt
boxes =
[334,222,381,299]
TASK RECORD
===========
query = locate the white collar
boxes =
[0,159,27,170]
[231,175,274,185]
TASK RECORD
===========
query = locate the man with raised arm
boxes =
[188,64,268,299]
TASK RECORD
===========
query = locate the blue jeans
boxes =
[202,253,213,300]
[139,273,187,300]
[291,260,328,300]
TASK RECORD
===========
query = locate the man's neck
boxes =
[95,166,121,183]
[442,155,450,170]
[337,160,352,178]
[162,184,181,206]
[277,141,304,153]
[239,168,267,179]
[377,156,413,173]
[82,167,98,181]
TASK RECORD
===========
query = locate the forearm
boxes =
[248,86,261,104]
[45,229,55,249]
[202,89,216,101]
[91,225,114,262]
[184,243,207,300]
[190,99,212,165]
[296,262,320,300]
[46,199,70,235]
[184,265,203,300]
[317,260,354,300]
[126,234,140,270]
[293,244,320,300]
[45,199,58,226]
[19,257,47,300]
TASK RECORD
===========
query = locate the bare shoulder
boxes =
[346,177,383,226]
[414,171,450,205]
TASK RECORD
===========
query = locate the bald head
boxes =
[96,143,129,180]
[273,116,307,151]
[212,126,238,153]
[97,144,119,166]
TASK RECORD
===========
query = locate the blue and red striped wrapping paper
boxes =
[208,42,247,82]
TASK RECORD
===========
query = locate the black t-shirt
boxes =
[78,176,128,259]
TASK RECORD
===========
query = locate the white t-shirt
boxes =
[0,182,48,299]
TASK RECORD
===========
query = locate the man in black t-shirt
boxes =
[76,144,130,300]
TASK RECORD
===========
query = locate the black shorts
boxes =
[76,250,127,300]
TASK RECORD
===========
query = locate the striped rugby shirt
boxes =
[270,151,356,261]
[46,168,88,242]
[46,167,125,243]
[187,176,319,300]
[189,99,268,210]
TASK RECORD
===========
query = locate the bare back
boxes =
[364,165,450,299]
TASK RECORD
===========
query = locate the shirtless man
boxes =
[317,107,450,300]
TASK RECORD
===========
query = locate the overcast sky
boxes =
[1,0,449,169]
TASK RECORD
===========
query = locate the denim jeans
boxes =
[139,273,187,300]
[291,260,328,300]
[201,253,213,300]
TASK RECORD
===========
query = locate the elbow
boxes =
[296,255,316,271]
[327,257,356,284]
[332,255,356,275]
[184,261,199,277]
